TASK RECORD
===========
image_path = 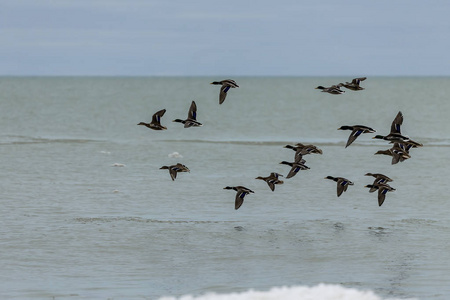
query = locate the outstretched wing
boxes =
[219,85,231,104]
[390,111,403,134]
[235,191,247,210]
[152,109,166,124]
[351,77,367,85]
[377,188,388,206]
[345,129,364,148]
[168,168,177,181]
[188,101,197,120]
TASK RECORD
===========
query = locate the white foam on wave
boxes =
[168,151,183,158]
[158,284,417,300]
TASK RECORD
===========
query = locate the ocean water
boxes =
[0,76,449,299]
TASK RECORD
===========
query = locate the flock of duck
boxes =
[139,78,423,210]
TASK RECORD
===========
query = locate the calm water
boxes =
[1,77,449,299]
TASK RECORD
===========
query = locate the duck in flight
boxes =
[338,125,376,148]
[372,111,422,147]
[324,176,354,197]
[160,163,190,181]
[173,101,203,128]
[280,156,310,179]
[374,143,411,165]
[223,186,254,210]
[255,172,284,191]
[210,79,239,104]
[339,77,367,91]
[315,84,345,95]
[364,183,396,206]
[365,173,393,192]
[137,109,167,130]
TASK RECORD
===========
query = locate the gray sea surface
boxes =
[1,77,449,299]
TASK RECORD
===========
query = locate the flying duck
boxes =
[284,143,323,159]
[372,111,422,147]
[324,176,354,197]
[374,143,412,164]
[223,186,254,210]
[159,163,190,181]
[315,84,345,95]
[339,77,367,91]
[210,79,239,104]
[280,157,310,179]
[255,172,284,191]
[338,125,376,148]
[173,101,203,128]
[364,183,396,206]
[365,173,393,192]
[137,109,167,130]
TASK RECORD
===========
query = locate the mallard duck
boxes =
[210,79,239,104]
[364,183,396,206]
[324,176,354,197]
[255,172,284,191]
[137,109,167,130]
[280,157,310,179]
[284,143,323,159]
[340,77,367,91]
[173,101,202,128]
[364,173,393,192]
[338,125,376,148]
[374,143,412,165]
[372,111,422,147]
[223,186,254,210]
[160,163,190,181]
[315,84,345,95]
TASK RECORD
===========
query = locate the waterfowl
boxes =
[365,173,393,192]
[315,84,345,95]
[255,172,284,191]
[173,101,203,128]
[223,186,254,210]
[364,173,393,184]
[284,143,323,158]
[159,163,190,181]
[340,77,367,91]
[338,125,376,148]
[374,143,411,165]
[210,79,239,104]
[137,109,167,130]
[324,176,354,197]
[364,183,396,206]
[280,157,310,179]
[372,111,423,147]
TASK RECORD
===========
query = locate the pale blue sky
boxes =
[1,0,449,76]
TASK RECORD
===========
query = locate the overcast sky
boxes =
[1,0,449,76]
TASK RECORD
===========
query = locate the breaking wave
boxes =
[158,284,417,300]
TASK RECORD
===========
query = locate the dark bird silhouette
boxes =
[137,109,167,130]
[338,125,376,148]
[210,79,239,104]
[324,176,354,197]
[223,186,254,210]
[173,101,203,128]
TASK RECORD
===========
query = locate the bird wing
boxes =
[235,191,247,210]
[267,181,275,191]
[336,181,345,197]
[188,101,197,120]
[390,111,403,134]
[152,109,166,124]
[377,188,388,206]
[351,77,367,85]
[286,166,300,179]
[219,85,231,104]
[345,129,364,148]
[168,167,177,181]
